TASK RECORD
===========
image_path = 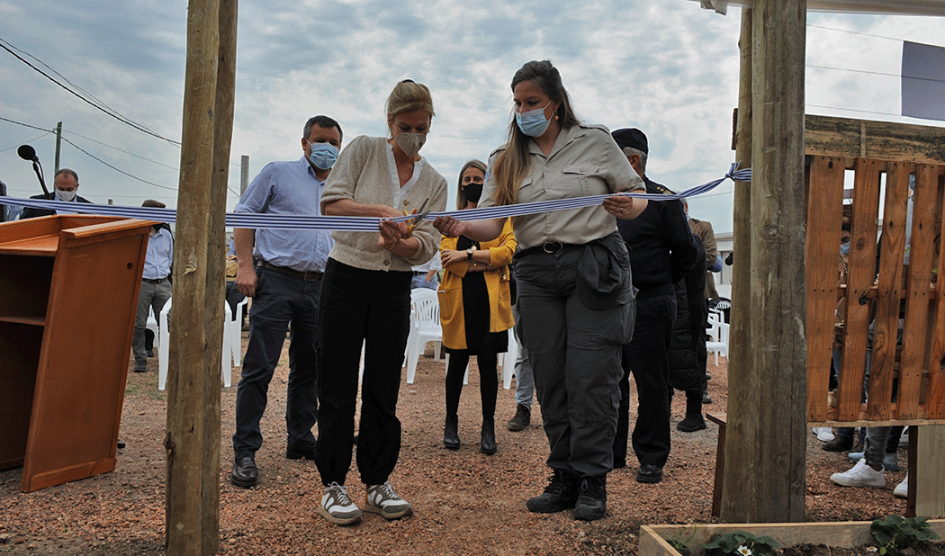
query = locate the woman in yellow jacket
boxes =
[439,160,516,454]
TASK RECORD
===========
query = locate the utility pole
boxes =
[240,155,249,194]
[54,122,62,173]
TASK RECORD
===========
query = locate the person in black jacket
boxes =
[20,168,92,219]
[610,128,699,484]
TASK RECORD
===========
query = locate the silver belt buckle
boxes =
[542,241,563,253]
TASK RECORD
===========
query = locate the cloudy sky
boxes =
[1,1,942,232]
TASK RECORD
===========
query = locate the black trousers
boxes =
[614,293,676,469]
[315,259,411,486]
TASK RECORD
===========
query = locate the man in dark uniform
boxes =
[20,168,92,219]
[610,128,699,484]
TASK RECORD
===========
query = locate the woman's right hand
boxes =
[434,215,467,238]
[440,248,464,266]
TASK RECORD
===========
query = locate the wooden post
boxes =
[719,4,754,520]
[720,0,808,523]
[165,0,221,553]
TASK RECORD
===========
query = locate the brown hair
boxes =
[492,61,579,206]
[456,160,487,210]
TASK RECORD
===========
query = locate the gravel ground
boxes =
[0,336,913,555]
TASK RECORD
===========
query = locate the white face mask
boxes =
[56,188,77,202]
[395,132,426,158]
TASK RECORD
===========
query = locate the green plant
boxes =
[870,515,940,556]
[666,526,697,556]
[703,531,779,556]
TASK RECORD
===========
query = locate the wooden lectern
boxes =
[0,215,152,492]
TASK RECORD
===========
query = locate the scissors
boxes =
[404,198,429,237]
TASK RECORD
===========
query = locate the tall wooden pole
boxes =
[720,5,754,521]
[720,0,808,523]
[165,0,221,553]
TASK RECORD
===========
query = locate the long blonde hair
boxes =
[456,159,487,210]
[492,60,579,206]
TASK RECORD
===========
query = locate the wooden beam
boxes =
[721,0,807,523]
[805,115,945,164]
[165,0,221,553]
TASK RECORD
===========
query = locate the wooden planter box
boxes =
[639,520,945,556]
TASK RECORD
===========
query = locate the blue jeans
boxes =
[232,267,321,459]
[512,304,534,408]
[410,272,438,290]
[315,259,411,486]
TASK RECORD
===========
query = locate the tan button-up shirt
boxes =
[478,124,644,250]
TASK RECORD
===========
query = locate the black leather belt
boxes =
[413,271,427,276]
[142,277,169,284]
[259,260,323,281]
[514,241,581,260]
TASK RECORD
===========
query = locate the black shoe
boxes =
[117,440,126,449]
[231,456,258,488]
[636,464,663,484]
[480,419,497,455]
[507,404,531,432]
[526,469,580,513]
[444,415,460,450]
[822,435,853,452]
[702,391,713,404]
[146,349,154,358]
[133,362,147,373]
[286,441,316,460]
[573,475,607,521]
[677,414,707,432]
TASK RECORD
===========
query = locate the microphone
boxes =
[16,144,50,199]
[17,144,38,162]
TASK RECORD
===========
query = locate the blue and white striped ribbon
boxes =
[1,164,749,231]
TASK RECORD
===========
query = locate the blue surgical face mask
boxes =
[840,241,850,257]
[307,142,338,170]
[515,102,552,137]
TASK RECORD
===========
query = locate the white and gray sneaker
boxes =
[830,459,885,488]
[318,482,362,525]
[894,474,908,499]
[364,481,413,520]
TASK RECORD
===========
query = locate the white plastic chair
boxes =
[404,288,443,384]
[146,311,159,351]
[706,321,729,365]
[500,331,518,390]
[159,299,232,391]
[227,297,248,367]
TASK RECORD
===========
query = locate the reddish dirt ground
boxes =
[0,337,920,555]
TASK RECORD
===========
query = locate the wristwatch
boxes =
[466,246,476,260]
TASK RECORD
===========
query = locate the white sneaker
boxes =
[318,482,362,525]
[894,474,908,499]
[812,427,835,442]
[830,459,885,488]
[364,481,413,520]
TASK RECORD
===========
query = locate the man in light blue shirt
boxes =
[132,199,174,372]
[230,115,342,488]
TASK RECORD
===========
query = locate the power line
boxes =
[0,36,182,147]
[1,131,52,153]
[807,64,945,85]
[2,115,243,197]
[59,136,178,191]
[806,23,941,47]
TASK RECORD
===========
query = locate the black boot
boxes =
[444,415,460,450]
[573,474,607,521]
[678,391,707,432]
[526,468,580,513]
[480,418,497,455]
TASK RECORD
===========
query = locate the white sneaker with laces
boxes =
[364,481,413,520]
[318,482,362,525]
[894,474,908,499]
[812,427,836,442]
[830,459,885,488]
